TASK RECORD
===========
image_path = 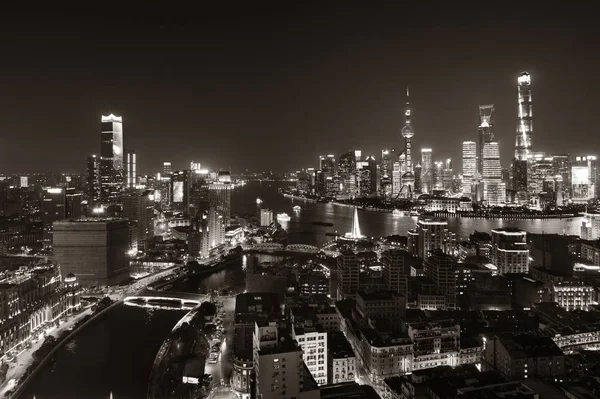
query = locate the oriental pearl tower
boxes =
[400,87,415,198]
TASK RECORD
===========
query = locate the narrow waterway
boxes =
[21,306,186,399]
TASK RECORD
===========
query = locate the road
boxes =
[205,296,236,399]
[0,307,93,397]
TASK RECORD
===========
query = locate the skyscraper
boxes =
[338,151,357,198]
[163,162,172,176]
[421,148,433,194]
[515,72,533,161]
[125,149,136,189]
[513,73,533,200]
[86,154,100,207]
[208,175,232,227]
[482,142,506,205]
[400,87,415,198]
[99,114,124,205]
[478,105,495,174]
[380,148,394,198]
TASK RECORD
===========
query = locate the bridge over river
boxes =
[123,291,209,310]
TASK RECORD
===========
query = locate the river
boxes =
[22,181,583,398]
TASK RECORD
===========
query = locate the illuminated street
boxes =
[206,296,236,399]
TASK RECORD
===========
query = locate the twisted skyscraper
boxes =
[515,72,533,161]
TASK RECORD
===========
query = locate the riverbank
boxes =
[430,211,578,220]
[8,300,122,399]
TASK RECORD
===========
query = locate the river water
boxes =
[22,181,583,398]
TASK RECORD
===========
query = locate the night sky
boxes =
[0,5,598,174]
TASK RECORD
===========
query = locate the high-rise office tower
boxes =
[433,161,443,190]
[553,155,571,199]
[414,163,422,193]
[338,151,357,198]
[125,149,136,189]
[424,251,457,309]
[336,249,359,300]
[571,155,598,203]
[171,170,192,215]
[190,161,201,171]
[209,174,232,226]
[400,88,415,198]
[416,217,455,259]
[163,162,172,176]
[318,154,336,197]
[482,142,505,205]
[122,190,154,250]
[515,72,533,161]
[42,187,66,247]
[99,114,124,205]
[86,155,100,207]
[380,148,394,199]
[421,148,433,194]
[513,73,533,200]
[478,105,495,174]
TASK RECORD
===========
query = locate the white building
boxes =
[491,228,529,274]
[553,281,595,311]
[290,312,328,385]
[461,141,477,195]
[581,212,600,241]
[260,209,273,227]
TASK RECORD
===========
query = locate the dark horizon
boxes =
[0,5,599,174]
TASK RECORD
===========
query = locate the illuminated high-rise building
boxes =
[571,155,598,203]
[86,154,100,207]
[421,148,433,194]
[99,114,124,205]
[414,163,422,193]
[171,170,191,215]
[515,72,533,161]
[190,161,201,171]
[380,149,394,199]
[400,88,415,198]
[338,151,358,198]
[478,105,495,174]
[316,154,336,197]
[125,149,136,189]
[209,175,232,227]
[163,162,172,176]
[462,141,477,195]
[482,142,506,205]
[513,73,533,200]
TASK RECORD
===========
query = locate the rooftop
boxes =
[498,334,563,359]
[357,290,404,301]
[328,331,356,359]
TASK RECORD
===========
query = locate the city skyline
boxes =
[0,6,599,174]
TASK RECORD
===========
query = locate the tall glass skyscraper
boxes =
[515,72,533,161]
[99,114,124,205]
[421,148,433,194]
[462,141,477,195]
[478,104,495,174]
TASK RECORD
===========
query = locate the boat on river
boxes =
[276,213,291,222]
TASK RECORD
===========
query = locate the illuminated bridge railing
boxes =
[123,294,205,310]
[285,244,319,253]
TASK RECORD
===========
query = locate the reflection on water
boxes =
[234,181,584,246]
[64,339,77,354]
[23,306,186,399]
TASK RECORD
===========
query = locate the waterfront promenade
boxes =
[7,301,122,399]
[0,307,93,398]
